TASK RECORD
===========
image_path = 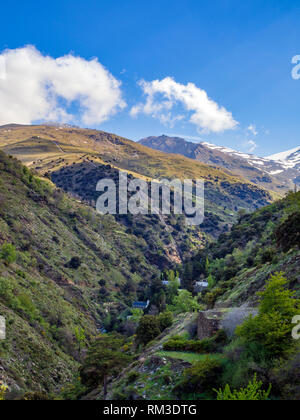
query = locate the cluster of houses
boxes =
[131,277,209,312]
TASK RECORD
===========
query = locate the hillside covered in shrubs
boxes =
[182,190,300,307]
[0,151,160,397]
[0,149,300,401]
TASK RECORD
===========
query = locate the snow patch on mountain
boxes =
[202,142,275,170]
[266,146,300,169]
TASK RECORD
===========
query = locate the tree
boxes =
[157,311,173,331]
[123,277,137,295]
[166,281,179,305]
[165,272,180,305]
[275,212,300,252]
[80,334,132,397]
[0,243,16,266]
[205,257,210,274]
[167,290,201,314]
[207,273,215,289]
[131,308,143,323]
[147,276,166,312]
[214,374,272,400]
[74,326,86,353]
[182,262,194,292]
[136,315,161,345]
[237,273,300,357]
[67,256,81,269]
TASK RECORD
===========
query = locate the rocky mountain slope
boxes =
[139,135,300,193]
[0,150,160,396]
[93,191,300,402]
[184,190,300,307]
[0,125,275,262]
[267,146,300,184]
[0,131,299,400]
[268,146,300,167]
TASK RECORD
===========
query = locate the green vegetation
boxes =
[0,124,275,269]
[163,330,227,353]
[184,190,300,306]
[237,273,300,357]
[74,327,86,353]
[80,334,132,396]
[0,243,16,265]
[174,357,223,398]
[136,311,173,346]
[214,374,272,401]
[0,385,7,400]
[167,290,202,314]
[136,316,162,346]
[156,351,223,364]
[0,127,299,401]
[0,150,159,396]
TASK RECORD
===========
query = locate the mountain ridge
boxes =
[139,135,300,193]
[0,125,275,246]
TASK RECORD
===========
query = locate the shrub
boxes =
[237,273,300,358]
[136,315,161,346]
[21,391,51,400]
[202,288,223,308]
[157,311,173,331]
[0,243,16,265]
[214,374,272,400]
[163,330,227,353]
[0,277,18,308]
[17,293,38,321]
[126,371,139,385]
[174,357,223,396]
[275,212,300,252]
[67,257,82,269]
[0,384,7,400]
[167,290,201,314]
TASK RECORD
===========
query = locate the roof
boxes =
[195,281,209,287]
[162,278,181,286]
[132,300,150,309]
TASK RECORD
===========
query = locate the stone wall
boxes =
[197,311,221,340]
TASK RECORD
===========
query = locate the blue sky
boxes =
[1,0,300,156]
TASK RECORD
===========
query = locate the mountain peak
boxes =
[139,135,300,191]
[267,146,300,168]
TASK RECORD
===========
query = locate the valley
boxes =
[0,125,299,401]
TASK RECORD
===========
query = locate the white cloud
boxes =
[131,77,238,133]
[0,45,126,126]
[245,140,258,153]
[247,124,258,136]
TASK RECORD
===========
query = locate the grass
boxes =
[156,351,224,364]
